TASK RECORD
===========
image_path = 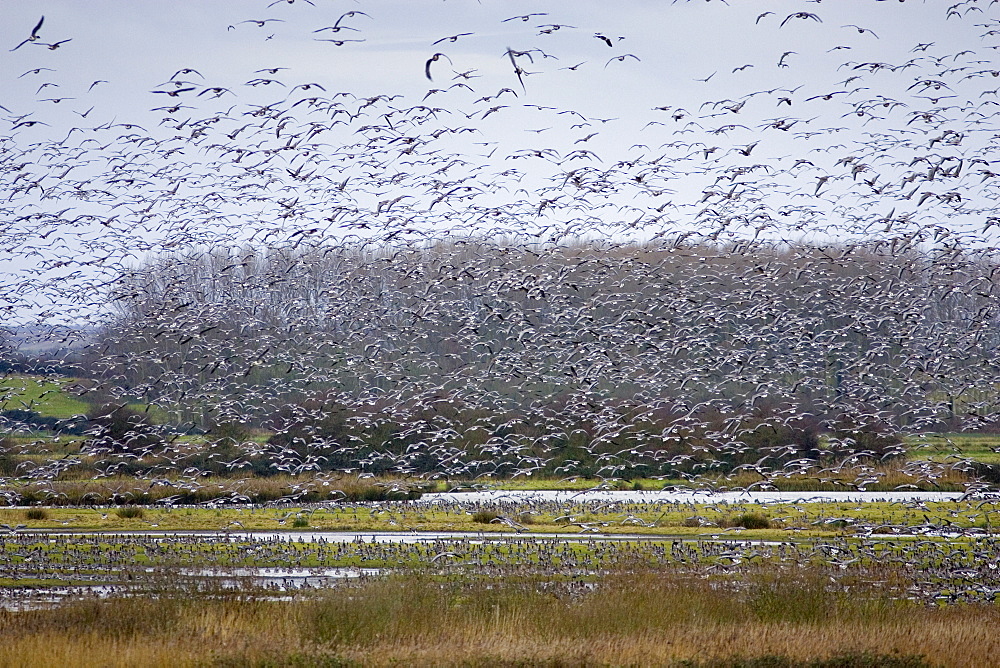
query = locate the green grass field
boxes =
[0,375,90,419]
[904,432,1000,464]
[0,496,991,538]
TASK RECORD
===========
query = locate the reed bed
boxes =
[0,570,992,666]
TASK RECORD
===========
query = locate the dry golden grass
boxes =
[0,571,994,666]
[339,621,992,667]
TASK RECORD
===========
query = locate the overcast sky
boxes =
[2,1,981,134]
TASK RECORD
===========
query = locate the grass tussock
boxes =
[0,570,994,666]
[471,510,500,524]
[723,511,771,530]
[115,506,144,519]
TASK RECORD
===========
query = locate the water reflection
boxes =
[0,568,384,611]
[180,566,383,590]
[39,530,687,543]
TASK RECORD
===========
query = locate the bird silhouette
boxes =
[10,16,44,51]
[424,52,453,81]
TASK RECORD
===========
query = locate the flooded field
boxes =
[0,489,994,616]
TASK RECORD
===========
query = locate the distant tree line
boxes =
[57,237,1000,477]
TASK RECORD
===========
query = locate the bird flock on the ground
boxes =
[2,528,1000,608]
[2,1,1000,489]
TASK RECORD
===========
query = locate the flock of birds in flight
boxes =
[2,0,1000,489]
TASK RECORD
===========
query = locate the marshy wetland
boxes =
[7,0,1000,665]
[4,373,1000,665]
[0,488,1000,666]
